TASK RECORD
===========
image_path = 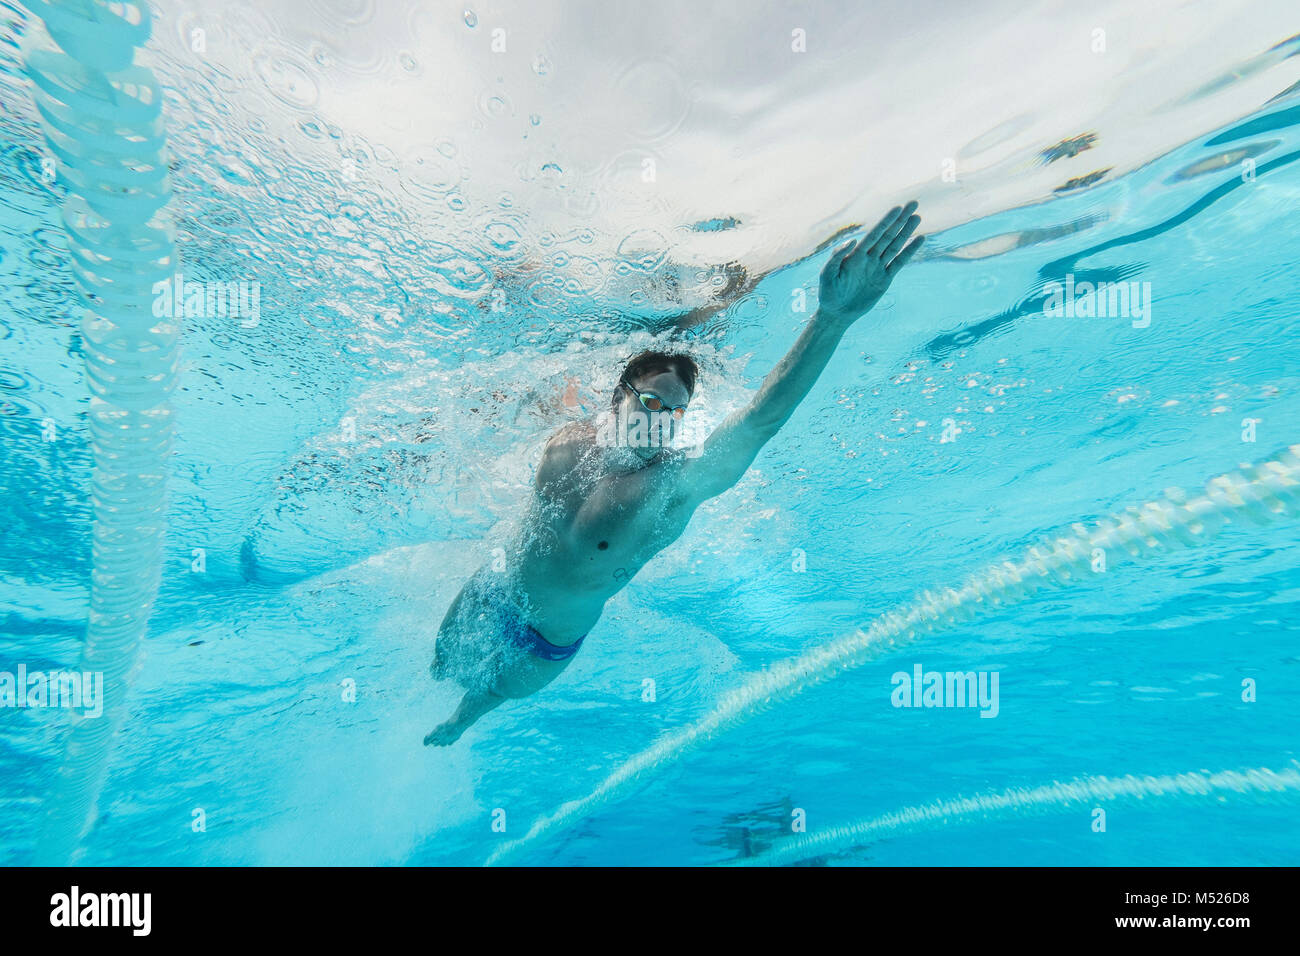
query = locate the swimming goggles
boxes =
[621,379,688,419]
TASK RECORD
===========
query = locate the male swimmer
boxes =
[426,201,924,745]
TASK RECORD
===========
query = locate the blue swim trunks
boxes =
[466,568,585,663]
[505,616,585,662]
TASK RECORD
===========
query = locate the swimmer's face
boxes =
[615,369,691,459]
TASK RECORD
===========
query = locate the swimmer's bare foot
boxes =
[424,688,506,747]
[424,719,466,747]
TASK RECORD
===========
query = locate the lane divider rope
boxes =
[22,0,179,865]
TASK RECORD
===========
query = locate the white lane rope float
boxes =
[22,0,179,864]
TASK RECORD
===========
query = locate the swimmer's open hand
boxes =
[818,200,923,325]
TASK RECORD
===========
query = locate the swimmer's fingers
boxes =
[859,204,905,255]
[867,201,920,258]
[827,239,857,273]
[829,201,915,277]
[879,211,921,260]
[886,234,925,275]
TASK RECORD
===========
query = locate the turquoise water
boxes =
[2,3,1299,865]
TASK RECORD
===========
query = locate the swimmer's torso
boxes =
[514,420,694,643]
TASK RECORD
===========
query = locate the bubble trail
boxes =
[486,446,1300,865]
[729,763,1300,867]
[21,0,179,865]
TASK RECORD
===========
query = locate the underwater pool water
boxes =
[1,0,1299,866]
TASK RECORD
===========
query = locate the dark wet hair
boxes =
[614,350,699,406]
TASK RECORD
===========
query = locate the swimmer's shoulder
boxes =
[544,419,596,459]
[535,420,597,493]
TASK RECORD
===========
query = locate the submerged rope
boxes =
[486,445,1300,864]
[22,0,178,864]
[729,763,1300,866]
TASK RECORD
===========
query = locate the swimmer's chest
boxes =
[564,469,689,585]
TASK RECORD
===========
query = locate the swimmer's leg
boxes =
[429,585,471,680]
[424,687,506,747]
[429,641,450,680]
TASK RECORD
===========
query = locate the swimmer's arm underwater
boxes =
[675,201,923,505]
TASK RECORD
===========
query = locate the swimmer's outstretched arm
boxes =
[676,201,923,505]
